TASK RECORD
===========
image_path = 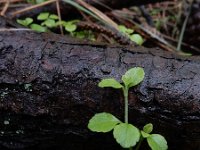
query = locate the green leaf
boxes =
[98,79,123,89]
[147,134,168,150]
[143,123,153,134]
[130,34,144,45]
[49,14,59,20]
[41,19,56,28]
[74,31,86,39]
[30,24,47,32]
[118,25,128,33]
[113,123,140,148]
[17,18,33,27]
[64,23,77,32]
[141,131,150,138]
[122,67,145,88]
[37,12,49,20]
[88,112,121,133]
[118,25,134,35]
[126,28,134,34]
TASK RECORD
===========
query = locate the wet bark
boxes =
[0,30,200,150]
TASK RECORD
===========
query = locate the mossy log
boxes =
[0,30,199,150]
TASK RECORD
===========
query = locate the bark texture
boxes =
[0,30,200,150]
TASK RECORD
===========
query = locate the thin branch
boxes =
[0,0,23,3]
[56,0,64,35]
[0,28,31,31]
[176,0,193,51]
[76,0,119,30]
[1,0,10,16]
[11,0,56,17]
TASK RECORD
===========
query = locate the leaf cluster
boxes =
[98,67,144,90]
[17,12,95,40]
[88,67,168,150]
[118,25,144,45]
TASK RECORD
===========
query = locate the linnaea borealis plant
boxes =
[88,67,168,150]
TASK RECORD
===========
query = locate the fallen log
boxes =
[0,30,200,150]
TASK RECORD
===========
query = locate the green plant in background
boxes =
[37,12,59,28]
[30,23,47,32]
[88,67,168,150]
[16,14,96,40]
[60,20,78,33]
[17,12,63,32]
[118,25,144,45]
[17,17,33,27]
[17,12,60,32]
[17,17,47,32]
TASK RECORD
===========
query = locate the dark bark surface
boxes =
[0,30,200,150]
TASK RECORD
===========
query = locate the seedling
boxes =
[88,67,168,150]
[30,24,47,32]
[17,12,60,32]
[118,25,144,45]
[60,20,79,33]
[37,12,59,28]
[16,13,81,34]
[17,18,33,27]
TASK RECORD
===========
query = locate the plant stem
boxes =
[129,147,133,150]
[176,0,193,51]
[123,87,129,123]
[135,137,144,150]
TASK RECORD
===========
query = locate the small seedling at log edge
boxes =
[118,25,144,45]
[88,67,168,150]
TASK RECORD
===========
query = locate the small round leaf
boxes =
[98,79,123,89]
[147,134,168,150]
[118,25,128,34]
[37,12,49,20]
[17,18,33,27]
[49,14,59,20]
[64,23,77,32]
[130,34,144,45]
[122,67,145,88]
[88,112,121,133]
[113,123,140,148]
[126,28,134,34]
[42,19,56,28]
[30,24,47,32]
[143,123,153,134]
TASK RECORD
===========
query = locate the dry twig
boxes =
[11,0,56,17]
[1,0,10,16]
[76,0,119,30]
[56,0,64,35]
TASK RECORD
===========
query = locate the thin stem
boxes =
[135,137,144,150]
[129,147,133,150]
[11,0,56,17]
[62,0,100,21]
[123,87,129,123]
[56,0,64,35]
[1,0,10,16]
[177,0,193,51]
